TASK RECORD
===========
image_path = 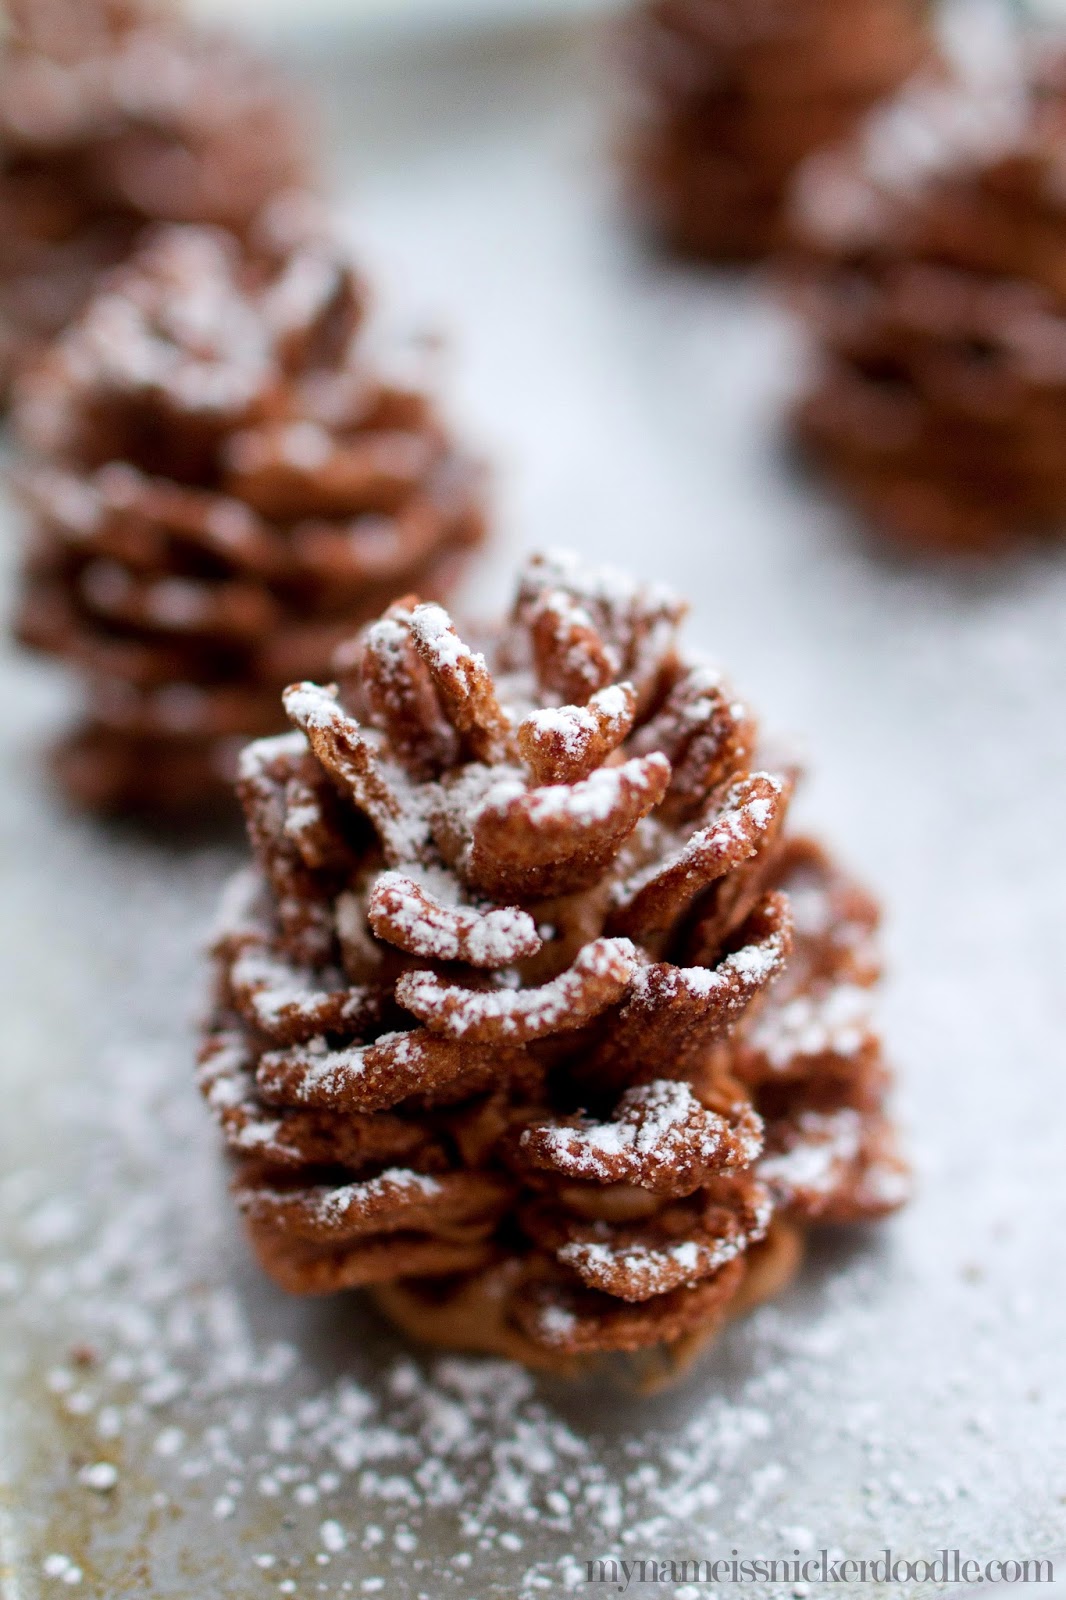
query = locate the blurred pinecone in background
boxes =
[790,35,1066,552]
[200,551,907,1379]
[618,0,931,261]
[12,213,486,816]
[0,0,308,394]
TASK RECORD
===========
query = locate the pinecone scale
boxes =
[790,47,1066,549]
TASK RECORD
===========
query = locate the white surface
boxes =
[189,0,622,40]
[1,17,1065,1600]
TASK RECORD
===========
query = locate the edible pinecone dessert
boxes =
[12,215,486,816]
[790,43,1066,550]
[618,0,930,261]
[0,0,308,392]
[200,550,907,1378]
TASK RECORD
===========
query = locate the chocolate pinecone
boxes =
[12,216,486,815]
[790,46,1066,550]
[0,0,308,392]
[618,0,930,261]
[200,551,907,1376]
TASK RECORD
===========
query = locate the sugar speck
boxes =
[77,1461,118,1493]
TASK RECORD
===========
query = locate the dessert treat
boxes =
[0,0,308,393]
[618,0,930,261]
[200,551,907,1378]
[12,215,486,815]
[790,38,1066,550]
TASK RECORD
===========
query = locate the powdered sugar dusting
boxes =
[476,754,670,840]
[558,1189,771,1299]
[408,602,473,675]
[2,35,1066,1591]
[229,945,370,1035]
[614,771,782,908]
[522,683,631,757]
[368,868,540,968]
[237,729,309,785]
[521,1079,760,1185]
[238,1169,443,1233]
[759,1111,863,1203]
[396,937,639,1041]
[793,3,1029,249]
[749,984,874,1070]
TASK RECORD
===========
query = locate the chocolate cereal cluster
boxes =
[0,0,307,390]
[13,215,485,813]
[201,551,907,1375]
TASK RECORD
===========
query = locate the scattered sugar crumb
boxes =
[77,1461,118,1492]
